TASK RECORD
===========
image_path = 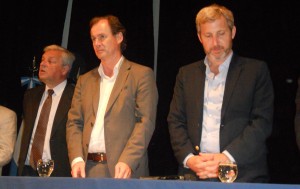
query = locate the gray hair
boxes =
[43,44,75,68]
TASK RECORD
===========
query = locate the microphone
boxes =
[140,174,197,181]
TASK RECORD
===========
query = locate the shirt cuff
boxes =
[183,153,194,168]
[222,150,236,162]
[71,157,84,167]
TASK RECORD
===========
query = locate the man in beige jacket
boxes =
[0,105,17,175]
[67,15,158,178]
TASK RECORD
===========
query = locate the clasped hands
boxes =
[186,153,229,179]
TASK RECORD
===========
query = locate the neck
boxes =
[101,54,122,77]
[43,78,66,89]
[209,64,219,75]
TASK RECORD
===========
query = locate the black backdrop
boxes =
[1,0,300,183]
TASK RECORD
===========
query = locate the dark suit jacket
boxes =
[18,82,74,177]
[67,58,158,178]
[168,54,274,182]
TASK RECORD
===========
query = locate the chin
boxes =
[38,75,46,81]
[96,54,104,59]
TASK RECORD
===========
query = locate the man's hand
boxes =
[187,153,230,179]
[71,161,86,178]
[204,153,230,164]
[114,162,132,179]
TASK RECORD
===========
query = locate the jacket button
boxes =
[195,146,200,151]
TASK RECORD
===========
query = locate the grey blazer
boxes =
[67,58,158,178]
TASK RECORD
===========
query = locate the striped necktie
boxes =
[30,89,54,169]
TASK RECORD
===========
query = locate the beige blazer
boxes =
[67,58,158,178]
[0,105,17,175]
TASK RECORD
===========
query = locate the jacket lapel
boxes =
[194,61,206,144]
[221,54,243,122]
[92,69,101,117]
[50,84,73,137]
[195,61,206,119]
[29,86,45,130]
[105,59,129,114]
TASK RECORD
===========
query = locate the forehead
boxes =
[90,19,112,35]
[42,50,62,58]
[200,16,229,32]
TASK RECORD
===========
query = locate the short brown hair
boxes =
[90,15,127,52]
[196,4,234,33]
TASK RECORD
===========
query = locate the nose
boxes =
[39,60,47,68]
[212,35,219,46]
[94,38,102,46]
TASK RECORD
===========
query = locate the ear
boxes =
[197,32,203,44]
[231,26,236,39]
[115,32,123,44]
[62,64,71,76]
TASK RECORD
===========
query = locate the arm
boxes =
[225,61,274,166]
[66,76,85,177]
[167,67,196,163]
[117,68,158,176]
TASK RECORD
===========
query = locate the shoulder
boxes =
[64,82,75,96]
[0,105,16,119]
[232,54,267,68]
[75,67,99,86]
[230,54,271,77]
[176,60,204,77]
[78,67,99,80]
[24,84,45,96]
[122,59,155,79]
[125,59,153,72]
[181,60,203,70]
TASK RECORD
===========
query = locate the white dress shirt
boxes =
[88,56,123,153]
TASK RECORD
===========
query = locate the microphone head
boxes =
[140,174,196,181]
[183,174,197,181]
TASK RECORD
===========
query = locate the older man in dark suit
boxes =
[18,44,75,177]
[168,4,274,183]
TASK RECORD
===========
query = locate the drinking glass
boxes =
[218,161,238,183]
[37,159,54,177]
